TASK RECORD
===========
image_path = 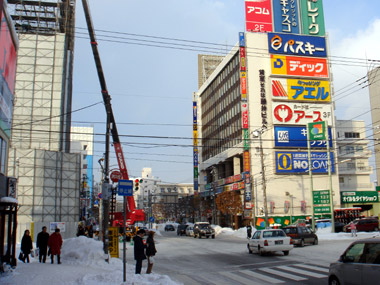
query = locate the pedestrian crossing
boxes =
[172,263,329,285]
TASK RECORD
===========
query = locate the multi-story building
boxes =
[6,1,80,239]
[335,120,379,216]
[195,1,340,228]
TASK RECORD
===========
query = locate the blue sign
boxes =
[149,216,155,223]
[118,179,133,196]
[245,189,252,201]
[268,33,327,57]
[272,0,300,34]
[276,151,335,174]
[274,126,332,148]
[239,32,245,47]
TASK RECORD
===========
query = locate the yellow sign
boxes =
[108,227,119,258]
[193,130,198,146]
[277,153,292,170]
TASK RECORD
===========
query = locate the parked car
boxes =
[186,226,194,237]
[282,226,318,247]
[193,222,215,239]
[164,224,175,231]
[247,229,293,256]
[177,224,188,236]
[343,217,379,233]
[328,237,380,285]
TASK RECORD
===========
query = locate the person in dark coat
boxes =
[133,229,146,274]
[76,225,86,237]
[37,226,50,263]
[21,229,33,263]
[48,228,63,264]
[247,223,252,238]
[146,231,157,274]
[87,225,94,238]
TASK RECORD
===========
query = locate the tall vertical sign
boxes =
[272,0,300,34]
[299,0,325,36]
[193,101,198,192]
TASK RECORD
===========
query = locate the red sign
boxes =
[240,47,246,71]
[245,202,253,209]
[242,103,249,129]
[241,72,247,95]
[245,0,273,33]
[110,171,122,183]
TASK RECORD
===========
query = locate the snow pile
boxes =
[61,236,105,265]
[213,225,250,239]
[316,226,380,240]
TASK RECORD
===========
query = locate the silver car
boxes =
[185,226,194,237]
[328,238,380,285]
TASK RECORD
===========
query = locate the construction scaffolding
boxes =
[6,0,80,239]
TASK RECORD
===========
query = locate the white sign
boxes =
[50,222,66,233]
[272,102,332,125]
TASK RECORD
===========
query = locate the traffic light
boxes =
[134,179,139,191]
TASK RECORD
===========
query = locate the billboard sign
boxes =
[268,33,326,57]
[272,102,332,125]
[271,55,328,78]
[244,150,250,172]
[308,121,326,141]
[299,0,325,36]
[241,71,247,98]
[240,47,246,72]
[272,78,330,102]
[242,102,249,128]
[272,0,300,34]
[274,125,332,148]
[245,0,273,33]
[341,191,379,204]
[275,151,335,174]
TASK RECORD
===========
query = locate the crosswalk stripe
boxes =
[277,266,326,278]
[293,264,329,273]
[219,271,263,285]
[240,269,285,283]
[259,268,307,281]
[172,274,203,285]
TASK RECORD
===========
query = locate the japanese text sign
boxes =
[242,102,249,129]
[271,55,328,78]
[117,179,133,196]
[272,78,330,102]
[268,33,326,57]
[276,151,335,174]
[341,191,379,204]
[245,0,273,33]
[274,125,332,148]
[272,0,300,34]
[308,121,326,141]
[313,190,330,206]
[240,47,246,72]
[244,150,250,172]
[272,102,332,125]
[300,0,325,36]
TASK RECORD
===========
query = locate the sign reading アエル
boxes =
[341,191,379,204]
[271,55,328,78]
[272,78,330,102]
[275,151,335,174]
[268,33,326,57]
[299,0,325,36]
[272,102,332,125]
[274,125,332,148]
[245,0,273,33]
[272,0,300,34]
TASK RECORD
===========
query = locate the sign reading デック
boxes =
[271,55,328,78]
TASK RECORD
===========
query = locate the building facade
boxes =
[196,1,340,228]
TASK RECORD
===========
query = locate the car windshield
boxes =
[198,224,210,229]
[283,228,297,234]
[263,230,286,238]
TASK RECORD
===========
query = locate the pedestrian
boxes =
[48,228,63,264]
[146,231,157,274]
[77,224,86,237]
[133,229,146,274]
[87,224,94,238]
[37,226,50,263]
[247,223,252,239]
[21,229,33,263]
[350,222,357,237]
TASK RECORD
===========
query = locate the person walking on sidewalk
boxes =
[133,229,146,274]
[350,222,357,237]
[48,228,63,264]
[146,231,157,274]
[37,226,50,263]
[21,230,33,263]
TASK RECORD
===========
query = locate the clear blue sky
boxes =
[72,0,380,184]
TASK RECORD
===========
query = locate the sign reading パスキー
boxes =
[268,33,327,57]
[271,55,328,78]
[272,78,330,102]
[272,102,332,125]
[275,151,335,174]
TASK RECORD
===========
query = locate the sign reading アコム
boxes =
[272,78,330,102]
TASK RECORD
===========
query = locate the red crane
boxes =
[81,0,144,225]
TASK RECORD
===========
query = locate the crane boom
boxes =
[81,0,144,223]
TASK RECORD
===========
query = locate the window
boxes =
[345,132,360,138]
[344,243,365,263]
[0,138,7,174]
[339,177,344,183]
[364,243,380,264]
[160,188,164,193]
[167,188,171,193]
[83,145,88,150]
[83,154,87,160]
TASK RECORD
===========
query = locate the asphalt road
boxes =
[125,230,355,285]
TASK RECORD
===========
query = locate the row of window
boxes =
[159,187,193,194]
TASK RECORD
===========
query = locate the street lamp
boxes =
[252,128,269,228]
[286,192,294,224]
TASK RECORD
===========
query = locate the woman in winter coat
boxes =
[21,229,33,263]
[146,231,157,274]
[48,228,63,264]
